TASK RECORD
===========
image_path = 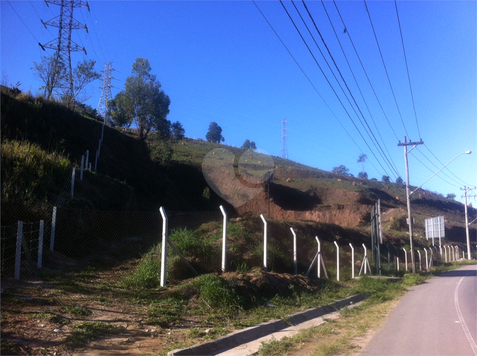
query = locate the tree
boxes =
[71,59,101,102]
[171,121,185,140]
[358,172,368,179]
[109,58,171,140]
[446,193,456,200]
[206,122,224,143]
[32,55,65,99]
[242,139,257,150]
[107,92,132,127]
[32,56,99,104]
[358,153,367,174]
[332,165,350,176]
[382,175,391,183]
[396,176,404,184]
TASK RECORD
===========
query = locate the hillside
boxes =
[1,86,475,245]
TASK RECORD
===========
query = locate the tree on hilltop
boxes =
[332,165,351,176]
[171,121,185,140]
[206,122,224,143]
[108,57,171,140]
[242,139,257,150]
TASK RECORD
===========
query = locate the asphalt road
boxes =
[361,264,477,356]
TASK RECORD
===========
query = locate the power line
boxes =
[251,0,371,164]
[363,0,410,140]
[7,0,42,45]
[410,151,460,189]
[279,0,392,178]
[422,144,473,187]
[394,0,422,140]
[299,0,399,178]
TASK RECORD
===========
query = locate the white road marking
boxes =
[454,273,477,356]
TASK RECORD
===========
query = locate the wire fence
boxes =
[0,206,223,282]
[2,203,472,285]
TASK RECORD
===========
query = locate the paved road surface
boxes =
[361,264,477,356]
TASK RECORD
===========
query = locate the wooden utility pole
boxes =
[398,137,424,273]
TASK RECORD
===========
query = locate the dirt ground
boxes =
[1,266,201,356]
[1,262,325,356]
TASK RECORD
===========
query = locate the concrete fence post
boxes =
[50,206,57,252]
[260,214,268,271]
[349,243,355,279]
[80,155,85,180]
[403,248,408,272]
[417,250,422,271]
[334,241,340,281]
[219,205,227,272]
[425,248,429,269]
[38,220,44,269]
[363,243,368,275]
[316,236,321,278]
[290,227,297,275]
[71,167,76,197]
[444,245,448,263]
[15,221,23,280]
[94,150,99,171]
[85,150,89,171]
[159,207,168,287]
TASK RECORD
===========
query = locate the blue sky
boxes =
[2,0,476,204]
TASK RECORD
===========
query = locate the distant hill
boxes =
[1,86,475,245]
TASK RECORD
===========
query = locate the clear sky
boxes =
[2,0,476,205]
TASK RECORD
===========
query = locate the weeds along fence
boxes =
[1,204,466,285]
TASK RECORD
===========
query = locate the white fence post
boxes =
[94,150,99,171]
[444,245,448,262]
[290,227,297,275]
[219,205,227,272]
[15,221,23,280]
[71,167,76,197]
[85,150,89,171]
[50,206,57,252]
[316,236,321,278]
[424,248,429,269]
[334,241,340,281]
[80,155,84,180]
[403,248,408,272]
[260,214,268,271]
[38,220,44,269]
[349,243,355,279]
[417,250,422,271]
[160,207,168,287]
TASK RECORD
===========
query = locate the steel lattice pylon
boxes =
[41,0,89,105]
[281,118,288,159]
[97,62,114,125]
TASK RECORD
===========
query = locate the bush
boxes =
[1,140,70,202]
[194,274,242,310]
[120,255,162,289]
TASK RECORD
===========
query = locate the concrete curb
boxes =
[168,294,367,356]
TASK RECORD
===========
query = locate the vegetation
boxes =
[242,139,257,150]
[108,57,171,140]
[206,121,225,143]
[332,164,351,176]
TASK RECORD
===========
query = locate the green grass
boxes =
[67,321,119,345]
[1,140,71,202]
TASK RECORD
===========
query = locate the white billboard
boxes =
[425,216,445,246]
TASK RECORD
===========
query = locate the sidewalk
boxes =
[168,294,366,356]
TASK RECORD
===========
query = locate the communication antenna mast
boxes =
[97,62,115,125]
[40,0,90,106]
[281,118,288,159]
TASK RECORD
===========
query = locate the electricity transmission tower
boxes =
[97,62,114,125]
[41,0,90,106]
[281,118,288,159]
